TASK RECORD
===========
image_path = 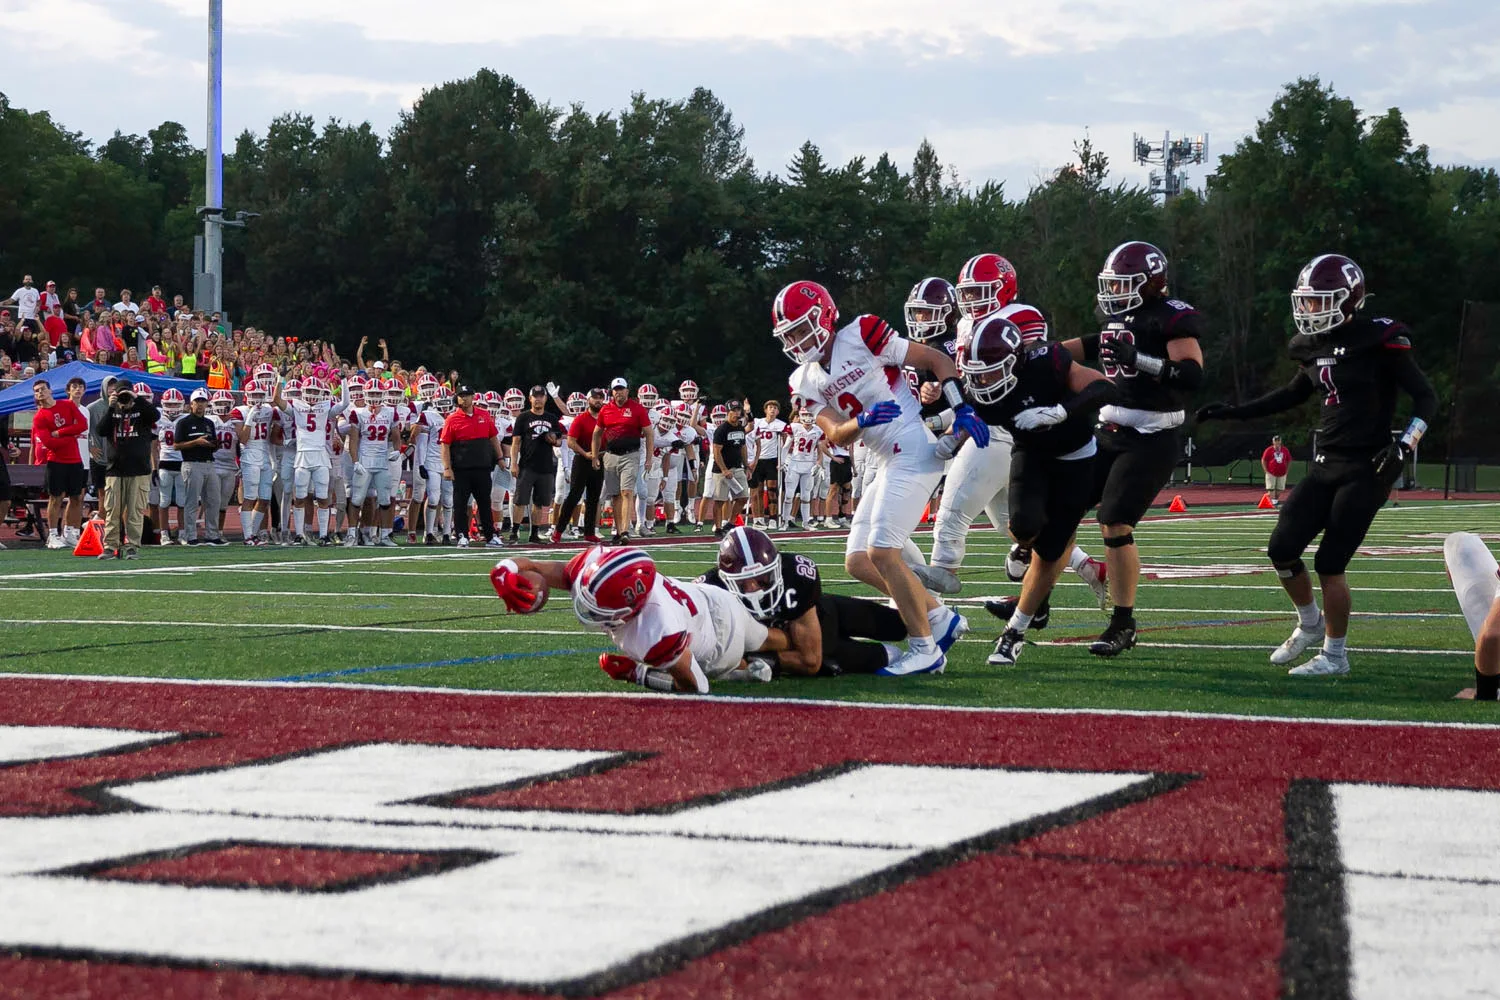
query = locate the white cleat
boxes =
[1270,620,1326,665]
[376,536,399,548]
[911,563,962,595]
[343,530,359,548]
[876,648,946,677]
[1288,652,1349,677]
[1078,556,1109,609]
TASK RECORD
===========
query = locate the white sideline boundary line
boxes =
[2,671,1497,731]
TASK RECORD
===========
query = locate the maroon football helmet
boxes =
[1291,254,1366,336]
[904,277,959,342]
[1097,241,1169,316]
[958,315,1026,404]
[717,526,785,620]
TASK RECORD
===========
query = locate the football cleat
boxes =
[876,648,946,677]
[1270,620,1326,665]
[987,628,1025,666]
[934,608,969,654]
[983,597,1049,631]
[911,563,961,595]
[1288,652,1350,677]
[1089,621,1138,657]
[1006,544,1032,582]
[1078,556,1109,609]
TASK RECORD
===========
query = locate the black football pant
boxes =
[556,461,604,537]
[1089,426,1181,527]
[816,593,908,674]
[452,467,495,540]
[1008,449,1097,561]
[1267,458,1387,576]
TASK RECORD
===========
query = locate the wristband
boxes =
[1133,353,1164,376]
[940,378,966,409]
[641,668,675,692]
[924,411,953,434]
[1400,417,1427,449]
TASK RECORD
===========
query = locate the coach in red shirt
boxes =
[440,385,506,546]
[552,387,607,544]
[1262,435,1291,504]
[591,377,654,542]
[32,379,89,548]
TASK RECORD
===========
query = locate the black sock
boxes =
[1477,671,1500,701]
[1111,604,1135,626]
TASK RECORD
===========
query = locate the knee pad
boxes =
[1103,532,1134,549]
[1273,559,1307,579]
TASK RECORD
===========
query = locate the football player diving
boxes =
[1445,532,1500,700]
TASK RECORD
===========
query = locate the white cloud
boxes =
[243,70,428,110]
[1406,97,1500,162]
[0,0,154,50]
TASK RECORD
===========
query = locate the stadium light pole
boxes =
[203,0,224,316]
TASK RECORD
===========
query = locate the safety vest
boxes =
[206,363,230,389]
[145,341,168,374]
[180,352,198,375]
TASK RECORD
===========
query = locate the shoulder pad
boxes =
[1164,298,1195,312]
[1375,318,1413,349]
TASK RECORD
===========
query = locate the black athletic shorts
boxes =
[749,458,780,488]
[45,461,86,498]
[1267,456,1388,576]
[829,458,852,486]
[1090,425,1181,527]
[1008,448,1097,561]
[514,468,555,508]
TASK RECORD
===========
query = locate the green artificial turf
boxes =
[2,499,1495,723]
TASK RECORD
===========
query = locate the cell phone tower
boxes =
[1132,132,1208,201]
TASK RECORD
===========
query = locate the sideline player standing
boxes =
[1196,254,1437,676]
[748,400,786,529]
[1059,241,1205,657]
[774,279,988,676]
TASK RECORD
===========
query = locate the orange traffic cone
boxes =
[73,518,105,557]
[1257,493,1275,509]
[920,502,932,524]
[1167,495,1187,513]
[734,514,745,527]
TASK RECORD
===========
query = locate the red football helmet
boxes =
[959,315,1026,404]
[210,389,234,416]
[433,385,455,414]
[1291,254,1366,336]
[159,388,184,417]
[711,404,728,424]
[1097,241,1168,317]
[503,388,525,415]
[905,277,959,341]
[571,546,658,627]
[772,280,838,364]
[301,377,329,404]
[416,372,441,402]
[652,403,676,432]
[243,379,269,407]
[130,381,154,403]
[346,376,368,406]
[956,254,1019,321]
[567,391,587,415]
[678,379,699,403]
[637,383,660,409]
[282,378,303,402]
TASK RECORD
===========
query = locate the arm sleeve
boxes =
[1386,349,1438,426]
[1231,372,1317,419]
[1062,379,1118,416]
[1077,333,1101,362]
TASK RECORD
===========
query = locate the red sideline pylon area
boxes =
[73,518,105,557]
[1258,493,1275,509]
[1167,495,1187,513]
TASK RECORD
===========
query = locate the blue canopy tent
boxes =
[0,361,204,417]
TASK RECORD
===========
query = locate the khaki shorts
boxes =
[604,450,641,497]
[713,467,749,503]
[1265,473,1287,490]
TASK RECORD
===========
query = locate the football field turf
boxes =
[2,499,1494,722]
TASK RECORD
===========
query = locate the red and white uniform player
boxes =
[775,279,986,677]
[490,546,784,694]
[782,410,826,524]
[350,387,401,511]
[278,376,348,541]
[414,383,455,540]
[231,379,277,543]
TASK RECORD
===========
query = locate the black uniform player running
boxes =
[1059,241,1205,657]
[1196,254,1437,677]
[946,315,1117,666]
[699,526,909,676]
[901,277,962,417]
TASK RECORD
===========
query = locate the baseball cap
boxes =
[587,387,605,398]
[610,377,628,390]
[529,385,546,395]
[372,361,386,370]
[455,385,474,396]
[190,388,210,402]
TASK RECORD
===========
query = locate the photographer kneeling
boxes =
[98,381,160,559]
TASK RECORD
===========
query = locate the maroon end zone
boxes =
[2,676,1499,999]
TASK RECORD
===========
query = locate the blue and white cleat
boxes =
[876,648,947,677]
[934,607,970,654]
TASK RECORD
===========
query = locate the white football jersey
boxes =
[785,423,824,470]
[210,415,240,470]
[231,405,276,464]
[155,414,183,463]
[282,399,348,466]
[605,576,752,679]
[788,315,931,459]
[352,405,401,465]
[751,418,787,461]
[416,408,445,469]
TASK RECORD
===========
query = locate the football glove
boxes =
[1013,405,1067,431]
[1194,402,1236,423]
[1372,441,1411,489]
[599,653,644,683]
[856,400,901,429]
[352,461,367,476]
[950,404,990,447]
[489,562,541,614]
[1099,338,1138,369]
[546,381,560,398]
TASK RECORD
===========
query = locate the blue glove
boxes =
[951,404,990,448]
[856,400,901,429]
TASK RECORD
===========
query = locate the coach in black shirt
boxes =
[509,386,564,544]
[710,400,750,537]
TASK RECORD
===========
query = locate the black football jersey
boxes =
[1098,297,1203,413]
[697,552,822,627]
[1287,316,1435,458]
[970,344,1097,457]
[906,330,960,417]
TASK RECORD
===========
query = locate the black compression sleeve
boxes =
[1078,333,1101,362]
[1062,379,1117,416]
[1387,350,1439,426]
[1162,357,1203,389]
[1231,372,1317,419]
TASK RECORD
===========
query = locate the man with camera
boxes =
[97,382,160,559]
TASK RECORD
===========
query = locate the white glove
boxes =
[546,381,560,398]
[1013,405,1067,431]
[934,434,963,461]
[352,461,367,476]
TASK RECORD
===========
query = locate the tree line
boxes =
[3,74,1496,451]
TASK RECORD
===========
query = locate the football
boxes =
[519,569,549,613]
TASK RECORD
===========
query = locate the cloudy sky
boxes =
[3,0,1496,193]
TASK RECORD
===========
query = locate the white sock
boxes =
[316,508,330,536]
[1008,609,1034,633]
[250,510,264,537]
[381,527,392,539]
[1296,602,1322,629]
[1068,546,1090,572]
[881,642,902,666]
[239,510,254,539]
[1323,635,1347,658]
[908,635,936,656]
[292,509,305,537]
[926,605,950,628]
